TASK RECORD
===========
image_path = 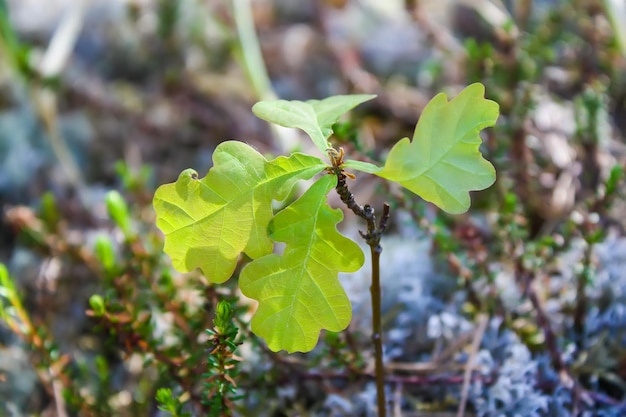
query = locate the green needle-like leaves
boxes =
[376,83,499,213]
[252,94,376,154]
[239,175,364,353]
[153,141,326,283]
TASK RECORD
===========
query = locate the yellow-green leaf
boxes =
[239,175,364,353]
[376,83,498,214]
[153,141,326,283]
[252,95,376,154]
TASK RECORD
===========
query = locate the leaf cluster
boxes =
[153,83,499,352]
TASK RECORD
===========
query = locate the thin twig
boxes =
[574,240,593,349]
[370,239,386,416]
[334,170,390,417]
[520,267,593,412]
[457,314,489,417]
[275,369,495,386]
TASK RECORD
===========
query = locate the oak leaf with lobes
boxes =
[374,83,498,214]
[252,94,376,154]
[239,175,364,353]
[152,141,326,283]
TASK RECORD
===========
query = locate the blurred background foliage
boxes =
[1,0,626,416]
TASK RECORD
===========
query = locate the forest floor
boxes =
[1,1,626,416]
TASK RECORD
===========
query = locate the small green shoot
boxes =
[105,190,133,238]
[156,388,192,417]
[204,300,241,416]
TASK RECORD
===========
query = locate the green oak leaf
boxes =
[307,94,376,140]
[153,141,326,283]
[239,174,364,353]
[252,94,376,154]
[376,83,498,214]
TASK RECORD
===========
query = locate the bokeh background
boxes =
[1,0,626,416]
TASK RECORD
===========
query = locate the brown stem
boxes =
[334,171,390,416]
[370,241,386,416]
[519,268,589,414]
[520,270,567,374]
[573,243,593,349]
